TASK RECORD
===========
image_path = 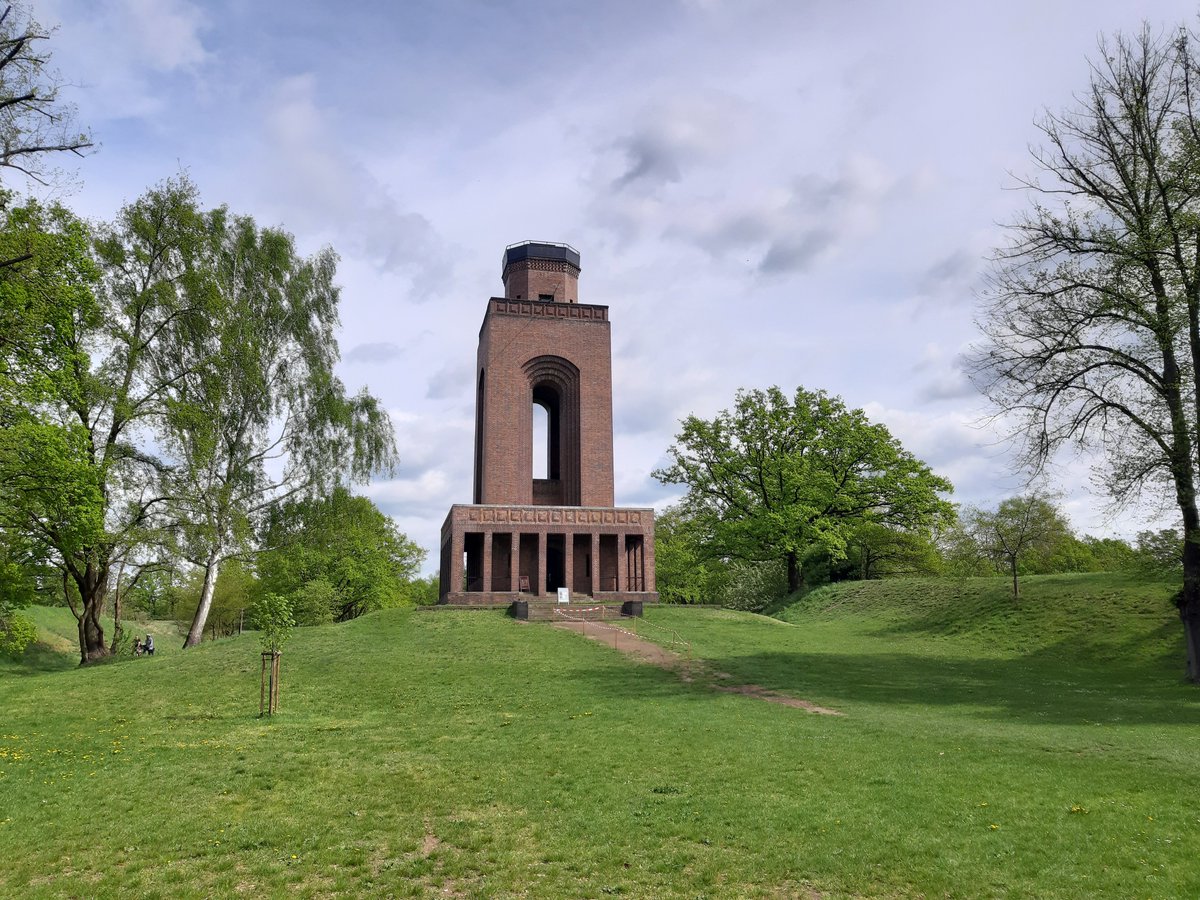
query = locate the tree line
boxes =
[0,5,430,663]
[652,387,1182,611]
[0,180,437,663]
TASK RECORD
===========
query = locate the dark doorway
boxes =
[572,534,592,595]
[519,533,539,594]
[491,532,512,592]
[546,533,566,593]
[599,534,619,592]
[464,533,484,592]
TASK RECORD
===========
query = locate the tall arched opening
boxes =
[523,355,580,506]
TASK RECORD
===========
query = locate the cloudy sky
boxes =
[28,0,1200,569]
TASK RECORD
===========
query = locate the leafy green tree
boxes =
[1078,536,1137,573]
[0,195,154,664]
[654,386,954,594]
[1135,529,1184,578]
[399,574,440,607]
[653,503,728,604]
[257,488,425,623]
[0,526,39,653]
[137,186,397,647]
[845,521,943,580]
[123,567,182,619]
[720,559,788,611]
[963,495,1071,600]
[251,592,294,654]
[972,25,1200,679]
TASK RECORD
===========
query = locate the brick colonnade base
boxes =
[439,504,657,606]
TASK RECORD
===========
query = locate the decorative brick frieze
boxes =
[488,297,608,320]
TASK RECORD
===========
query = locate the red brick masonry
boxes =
[439,503,656,605]
[439,241,657,607]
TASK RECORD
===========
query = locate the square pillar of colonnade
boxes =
[536,532,546,596]
[482,532,493,594]
[616,533,628,592]
[563,531,574,598]
[510,530,520,593]
[591,532,600,596]
[451,528,465,596]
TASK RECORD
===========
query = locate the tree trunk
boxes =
[72,562,111,665]
[1010,559,1019,604]
[786,550,800,594]
[1180,515,1200,682]
[183,550,220,648]
[109,587,123,656]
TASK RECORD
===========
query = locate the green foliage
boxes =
[0,196,120,661]
[0,608,35,656]
[1,177,399,658]
[250,592,293,653]
[843,521,944,580]
[288,576,337,626]
[959,495,1073,597]
[719,559,788,611]
[108,626,134,659]
[1135,529,1183,578]
[191,560,258,637]
[654,385,954,593]
[257,487,425,623]
[123,568,183,619]
[133,184,399,647]
[0,195,100,411]
[0,528,42,608]
[399,574,440,607]
[653,504,728,603]
[1075,535,1137,573]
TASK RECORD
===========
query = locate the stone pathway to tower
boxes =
[552,619,843,716]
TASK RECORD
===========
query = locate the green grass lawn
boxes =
[1,573,1198,898]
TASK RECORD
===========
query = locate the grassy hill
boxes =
[2,574,1198,898]
[0,606,183,676]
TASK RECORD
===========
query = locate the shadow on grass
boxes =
[0,641,78,676]
[564,636,1200,727]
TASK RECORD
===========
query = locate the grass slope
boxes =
[0,607,182,677]
[1,574,1198,898]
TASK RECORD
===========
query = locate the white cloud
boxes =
[120,0,208,72]
[43,0,209,121]
[49,0,1200,563]
[251,74,451,294]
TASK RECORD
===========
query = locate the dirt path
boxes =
[553,619,843,716]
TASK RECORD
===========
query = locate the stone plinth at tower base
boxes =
[439,503,658,607]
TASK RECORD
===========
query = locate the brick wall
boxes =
[502,258,579,302]
[474,299,615,507]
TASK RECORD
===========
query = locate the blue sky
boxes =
[27,0,1200,568]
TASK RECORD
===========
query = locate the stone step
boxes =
[510,599,644,621]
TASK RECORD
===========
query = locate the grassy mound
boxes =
[2,579,1198,898]
[780,572,1181,665]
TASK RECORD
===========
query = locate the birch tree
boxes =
[149,200,396,648]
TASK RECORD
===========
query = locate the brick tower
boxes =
[439,241,657,611]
